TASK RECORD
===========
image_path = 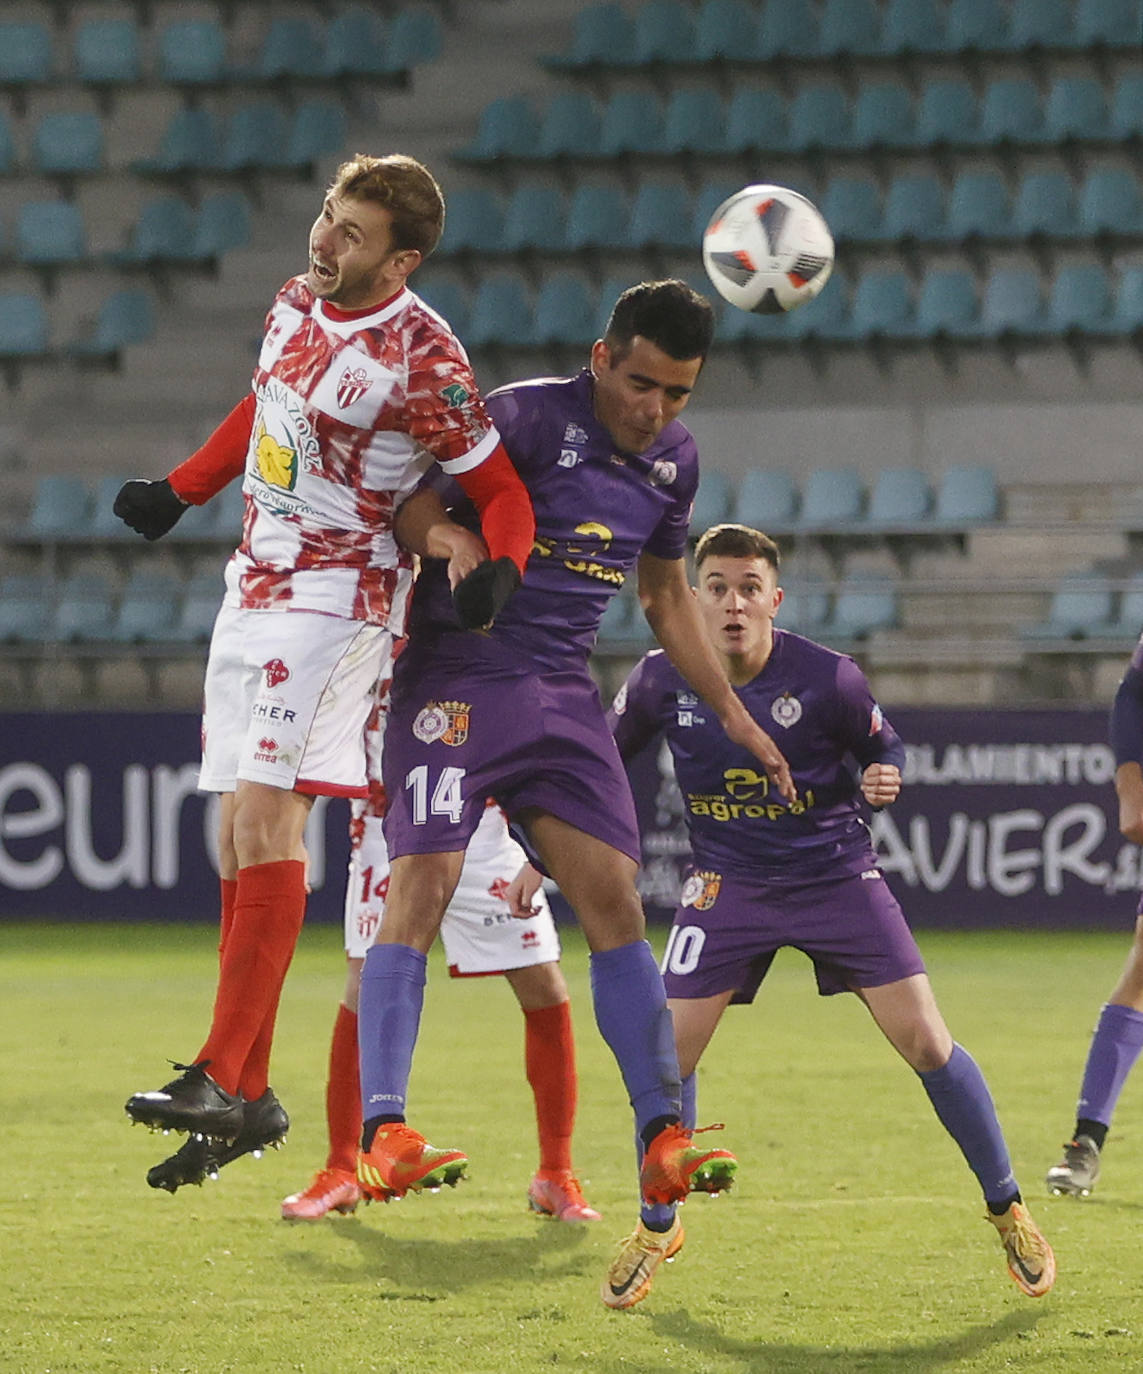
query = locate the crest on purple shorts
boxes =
[680,870,721,910]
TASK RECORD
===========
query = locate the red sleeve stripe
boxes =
[454,443,535,576]
[168,393,255,505]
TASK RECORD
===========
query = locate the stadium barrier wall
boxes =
[0,709,1136,929]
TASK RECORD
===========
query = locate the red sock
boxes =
[217,878,238,957]
[525,1000,577,1174]
[196,859,306,1096]
[325,1003,361,1173]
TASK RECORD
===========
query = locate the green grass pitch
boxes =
[2,921,1142,1373]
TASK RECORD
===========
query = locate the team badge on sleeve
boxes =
[680,870,722,910]
[869,703,883,735]
[412,700,471,746]
[771,692,802,728]
[262,658,290,687]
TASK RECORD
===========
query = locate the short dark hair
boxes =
[328,153,445,256]
[694,522,781,572]
[603,279,715,363]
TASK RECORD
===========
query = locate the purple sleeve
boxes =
[607,655,664,761]
[642,433,700,562]
[833,656,906,771]
[1110,659,1143,765]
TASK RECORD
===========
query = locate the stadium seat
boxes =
[691,178,743,239]
[779,578,831,635]
[15,201,87,267]
[1005,0,1074,50]
[596,590,637,643]
[86,474,140,540]
[543,4,636,70]
[946,0,1010,51]
[1040,76,1110,144]
[455,97,539,162]
[913,268,980,339]
[784,83,855,155]
[1109,72,1143,141]
[110,195,196,265]
[881,172,946,244]
[599,89,664,157]
[0,573,52,642]
[817,0,881,56]
[941,168,1012,242]
[245,16,321,81]
[691,471,733,528]
[27,475,90,537]
[157,19,228,86]
[0,292,49,367]
[1078,165,1143,236]
[435,187,504,256]
[319,8,389,78]
[0,110,15,174]
[384,6,443,71]
[414,278,469,335]
[915,78,978,147]
[171,570,225,642]
[1075,0,1143,48]
[531,272,597,348]
[733,470,799,528]
[715,303,789,347]
[796,467,865,528]
[111,571,183,643]
[1044,263,1117,335]
[661,88,726,156]
[978,77,1044,146]
[73,18,141,86]
[828,573,899,638]
[627,0,697,65]
[852,81,917,152]
[286,100,348,171]
[70,288,156,360]
[565,182,630,252]
[866,467,932,525]
[1110,265,1143,335]
[723,87,788,156]
[693,0,759,62]
[191,192,252,263]
[32,112,104,176]
[627,180,693,251]
[784,268,852,342]
[1022,572,1115,639]
[932,465,999,524]
[466,271,533,349]
[820,175,884,246]
[216,101,292,173]
[0,21,53,84]
[134,107,220,175]
[52,572,117,643]
[500,183,568,254]
[753,0,818,57]
[844,270,914,341]
[1113,570,1143,632]
[972,267,1046,339]
[533,91,603,161]
[1012,169,1080,240]
[878,0,950,55]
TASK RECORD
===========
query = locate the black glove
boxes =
[113,478,187,541]
[452,557,521,630]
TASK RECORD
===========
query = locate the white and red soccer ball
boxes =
[702,184,834,315]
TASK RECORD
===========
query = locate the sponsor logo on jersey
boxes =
[254,737,278,763]
[441,382,470,408]
[558,448,582,468]
[262,658,290,688]
[254,421,298,491]
[412,700,471,746]
[861,869,880,880]
[675,688,704,727]
[563,423,588,444]
[649,459,677,487]
[771,692,803,728]
[680,870,721,910]
[336,366,372,409]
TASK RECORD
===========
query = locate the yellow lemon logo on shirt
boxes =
[255,421,298,490]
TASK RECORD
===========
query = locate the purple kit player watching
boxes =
[1046,637,1143,1197]
[352,281,796,1302]
[607,523,1056,1307]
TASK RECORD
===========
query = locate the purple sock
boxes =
[1077,1002,1143,1127]
[358,943,426,1121]
[919,1043,1017,1206]
[591,940,682,1137]
[639,1073,696,1230]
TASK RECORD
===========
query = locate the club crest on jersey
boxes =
[649,459,677,487]
[869,703,884,735]
[680,870,721,910]
[412,700,471,746]
[441,382,470,408]
[563,423,588,444]
[336,366,372,409]
[771,692,802,728]
[262,658,290,688]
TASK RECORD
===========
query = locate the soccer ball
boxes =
[702,184,835,315]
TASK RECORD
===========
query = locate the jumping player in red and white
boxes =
[116,153,534,1191]
[281,688,600,1223]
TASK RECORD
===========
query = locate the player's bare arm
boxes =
[393,488,489,590]
[861,763,902,808]
[636,549,795,802]
[1115,761,1143,844]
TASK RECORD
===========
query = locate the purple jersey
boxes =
[609,629,905,883]
[404,369,698,672]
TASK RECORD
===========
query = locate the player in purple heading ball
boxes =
[1045,636,1143,1198]
[607,522,1056,1307]
[352,280,796,1305]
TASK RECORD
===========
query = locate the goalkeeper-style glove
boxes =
[113,478,187,541]
[452,557,521,630]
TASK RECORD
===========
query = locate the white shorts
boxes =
[344,801,562,974]
[200,603,393,796]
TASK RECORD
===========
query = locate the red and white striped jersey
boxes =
[224,275,500,630]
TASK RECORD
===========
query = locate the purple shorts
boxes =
[660,867,926,1001]
[382,656,641,864]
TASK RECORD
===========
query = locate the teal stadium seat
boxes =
[784,268,851,342]
[692,0,759,62]
[1109,72,1143,141]
[28,475,89,537]
[15,200,86,266]
[500,184,568,254]
[595,590,635,644]
[972,267,1046,339]
[785,83,856,155]
[245,17,321,81]
[755,0,819,59]
[691,178,743,239]
[723,88,787,157]
[534,92,603,161]
[627,0,697,66]
[134,107,220,175]
[599,89,664,157]
[779,578,831,635]
[795,467,865,529]
[217,101,292,173]
[1021,573,1115,639]
[0,109,14,174]
[734,470,799,528]
[1114,571,1143,633]
[820,175,884,247]
[827,573,899,639]
[1110,265,1143,334]
[1076,0,1143,49]
[839,269,914,341]
[531,272,597,348]
[158,20,227,86]
[171,570,225,643]
[882,172,946,245]
[73,18,140,86]
[879,0,950,56]
[112,571,183,643]
[913,268,980,339]
[456,97,539,163]
[852,81,916,152]
[1012,169,1080,241]
[946,0,1010,51]
[0,573,52,643]
[1045,263,1116,335]
[71,288,156,361]
[565,182,630,252]
[1004,0,1074,51]
[661,88,726,156]
[319,8,389,78]
[1040,75,1110,144]
[466,271,533,349]
[286,100,348,171]
[866,468,932,526]
[415,278,469,335]
[978,78,1044,146]
[941,168,1012,243]
[191,192,252,263]
[52,573,116,643]
[627,180,693,251]
[384,7,443,72]
[32,111,104,175]
[817,0,881,57]
[915,78,978,148]
[0,21,53,85]
[1078,165,1143,236]
[435,187,504,256]
[88,474,141,539]
[543,4,635,71]
[932,465,999,525]
[690,471,733,529]
[110,195,196,265]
